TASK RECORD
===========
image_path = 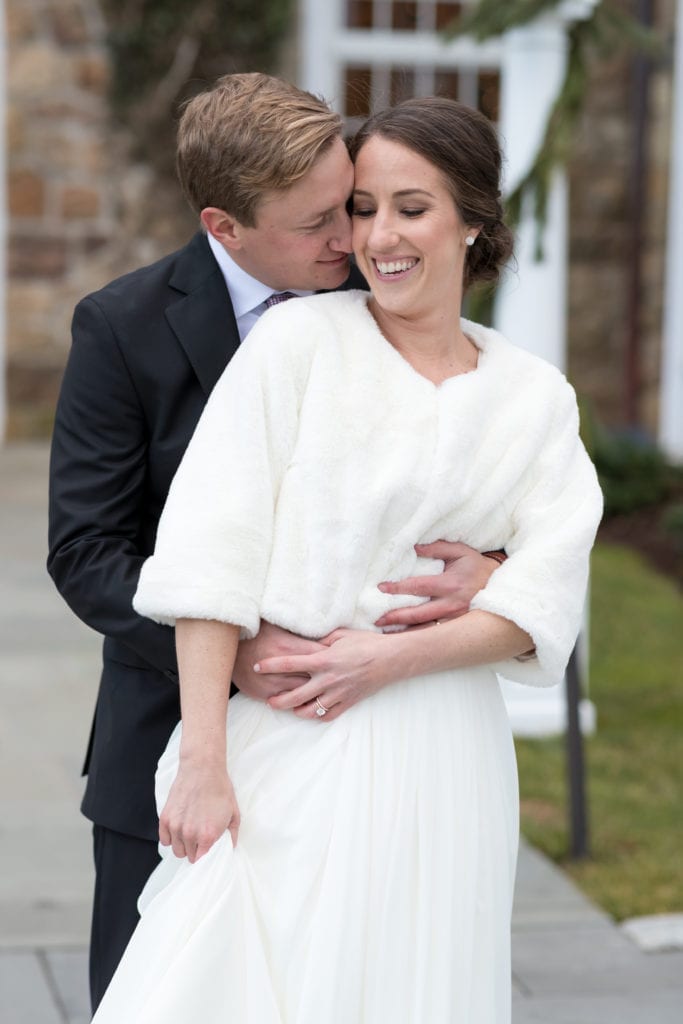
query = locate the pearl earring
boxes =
[465,236,475,247]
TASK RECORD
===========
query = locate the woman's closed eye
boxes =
[352,207,426,218]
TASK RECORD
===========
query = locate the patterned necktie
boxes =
[265,291,297,307]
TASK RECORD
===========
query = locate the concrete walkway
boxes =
[1,443,681,1023]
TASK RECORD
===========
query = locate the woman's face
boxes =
[352,136,474,321]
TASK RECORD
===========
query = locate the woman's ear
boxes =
[200,207,245,252]
[464,225,483,246]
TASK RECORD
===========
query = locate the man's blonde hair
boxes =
[176,73,343,226]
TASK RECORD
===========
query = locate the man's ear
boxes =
[200,207,245,253]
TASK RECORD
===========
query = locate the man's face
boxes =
[229,137,354,291]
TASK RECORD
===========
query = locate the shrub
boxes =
[661,503,683,551]
[579,403,683,518]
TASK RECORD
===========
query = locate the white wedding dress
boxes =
[94,670,518,1023]
[93,292,602,1023]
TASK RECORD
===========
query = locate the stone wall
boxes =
[5,0,193,438]
[567,0,674,436]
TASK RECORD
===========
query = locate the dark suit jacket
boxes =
[48,232,367,841]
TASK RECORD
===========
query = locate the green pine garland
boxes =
[446,0,663,249]
[450,0,568,40]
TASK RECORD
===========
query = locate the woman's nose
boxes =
[368,213,400,252]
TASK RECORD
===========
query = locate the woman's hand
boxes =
[159,760,240,863]
[257,628,409,722]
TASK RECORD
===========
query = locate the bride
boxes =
[93,97,602,1022]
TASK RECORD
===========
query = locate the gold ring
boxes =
[315,697,329,717]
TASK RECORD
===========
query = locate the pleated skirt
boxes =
[93,667,519,1023]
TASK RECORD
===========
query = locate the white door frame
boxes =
[659,0,683,463]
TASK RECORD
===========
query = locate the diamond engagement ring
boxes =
[315,697,329,717]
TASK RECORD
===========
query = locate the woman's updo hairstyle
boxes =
[348,96,513,290]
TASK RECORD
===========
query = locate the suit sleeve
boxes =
[133,308,310,637]
[470,377,603,687]
[47,295,178,680]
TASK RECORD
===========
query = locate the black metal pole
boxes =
[565,643,589,859]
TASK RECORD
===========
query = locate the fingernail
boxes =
[377,582,388,591]
[253,663,261,672]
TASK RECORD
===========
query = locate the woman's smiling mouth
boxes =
[373,258,419,279]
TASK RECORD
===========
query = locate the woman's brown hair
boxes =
[348,97,513,289]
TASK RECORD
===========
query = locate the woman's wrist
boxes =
[383,628,432,682]
[388,609,534,676]
[179,737,227,768]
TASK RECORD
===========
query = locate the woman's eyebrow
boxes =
[352,188,436,199]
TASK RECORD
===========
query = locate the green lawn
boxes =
[515,542,683,920]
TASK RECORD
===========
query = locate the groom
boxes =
[48,72,500,1010]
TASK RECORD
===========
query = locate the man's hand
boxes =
[159,760,240,863]
[374,541,501,629]
[233,621,326,700]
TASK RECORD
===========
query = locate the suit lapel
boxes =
[165,233,241,396]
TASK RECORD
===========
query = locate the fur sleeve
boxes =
[470,375,603,686]
[133,309,314,637]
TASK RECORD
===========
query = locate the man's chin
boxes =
[316,257,351,289]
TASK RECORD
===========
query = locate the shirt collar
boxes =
[207,232,312,318]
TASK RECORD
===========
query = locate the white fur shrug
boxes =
[134,290,603,687]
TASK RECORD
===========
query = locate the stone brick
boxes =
[62,185,101,219]
[6,403,59,441]
[8,282,57,319]
[28,99,104,126]
[80,138,109,175]
[6,324,56,357]
[5,2,37,43]
[6,108,26,150]
[9,236,69,279]
[82,233,111,254]
[8,169,46,217]
[51,3,90,47]
[76,54,110,93]
[647,165,670,211]
[7,359,65,405]
[8,43,74,96]
[37,133,109,174]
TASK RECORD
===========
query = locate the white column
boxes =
[298,0,344,108]
[494,5,599,736]
[659,0,683,463]
[494,18,570,367]
[0,0,7,443]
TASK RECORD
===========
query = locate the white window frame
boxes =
[299,0,503,116]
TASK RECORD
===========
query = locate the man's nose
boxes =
[329,209,353,254]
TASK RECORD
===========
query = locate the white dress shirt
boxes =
[207,232,312,342]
